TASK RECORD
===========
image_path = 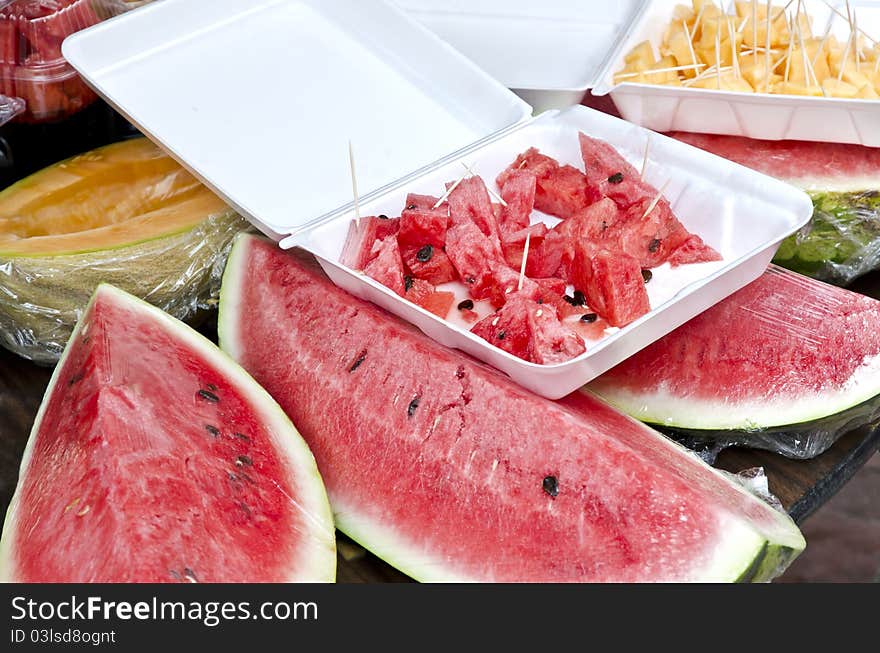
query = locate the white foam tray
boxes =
[292,106,813,399]
[401,0,880,146]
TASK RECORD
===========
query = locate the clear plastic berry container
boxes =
[0,1,136,124]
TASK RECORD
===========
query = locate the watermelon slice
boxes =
[669,132,880,285]
[0,284,336,582]
[219,236,805,582]
[588,266,880,457]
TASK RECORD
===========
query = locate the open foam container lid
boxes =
[61,0,533,239]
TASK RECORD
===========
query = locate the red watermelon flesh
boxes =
[470,262,536,309]
[549,197,622,280]
[669,132,880,188]
[364,236,407,297]
[447,176,501,241]
[444,220,504,287]
[340,216,400,270]
[501,222,548,271]
[0,284,336,582]
[405,278,455,319]
[578,132,657,210]
[403,193,442,211]
[402,245,458,285]
[589,265,880,431]
[497,148,601,220]
[471,295,533,361]
[611,198,693,269]
[571,247,650,327]
[398,204,449,250]
[668,234,724,267]
[498,170,537,233]
[219,236,805,582]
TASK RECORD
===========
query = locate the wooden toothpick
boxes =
[822,0,877,45]
[640,134,651,181]
[764,0,772,92]
[518,232,531,292]
[348,140,361,227]
[683,19,699,71]
[433,166,470,209]
[460,161,507,206]
[641,180,672,220]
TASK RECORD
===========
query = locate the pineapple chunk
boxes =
[772,81,824,96]
[689,70,754,92]
[857,84,879,99]
[625,40,656,67]
[821,78,860,98]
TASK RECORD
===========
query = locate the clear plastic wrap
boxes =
[0,137,252,365]
[0,93,23,125]
[588,265,880,460]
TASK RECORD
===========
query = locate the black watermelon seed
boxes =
[406,204,417,211]
[349,350,367,373]
[608,172,624,184]
[543,475,559,498]
[378,214,390,220]
[572,290,586,306]
[457,299,474,311]
[205,425,220,437]
[404,275,414,292]
[642,269,653,283]
[207,383,217,392]
[416,245,434,262]
[497,331,506,340]
[536,298,544,305]
[68,371,84,387]
[648,238,661,253]
[169,570,181,580]
[407,396,421,418]
[563,294,576,306]
[465,276,476,285]
[236,455,253,467]
[198,389,220,403]
[233,432,250,442]
[581,313,598,323]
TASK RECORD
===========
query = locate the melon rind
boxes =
[218,235,805,583]
[0,284,337,583]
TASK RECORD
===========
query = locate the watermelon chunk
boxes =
[402,245,458,285]
[668,233,724,266]
[447,176,501,241]
[340,216,400,270]
[612,196,694,269]
[571,247,651,327]
[549,197,622,280]
[364,236,407,296]
[497,148,600,220]
[444,220,504,287]
[498,170,537,233]
[501,222,548,271]
[578,132,656,209]
[405,278,455,318]
[0,284,336,582]
[403,193,442,211]
[220,236,806,582]
[524,230,566,278]
[471,295,533,361]
[398,202,448,250]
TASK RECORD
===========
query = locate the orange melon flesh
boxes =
[0,137,230,257]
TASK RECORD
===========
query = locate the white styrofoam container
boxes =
[63,0,813,399]
[401,0,880,147]
[594,0,880,146]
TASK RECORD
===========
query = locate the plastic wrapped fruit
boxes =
[0,137,251,364]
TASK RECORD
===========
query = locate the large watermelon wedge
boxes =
[219,235,805,583]
[588,266,880,459]
[670,132,880,285]
[0,285,336,583]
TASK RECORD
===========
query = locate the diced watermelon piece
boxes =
[447,176,502,243]
[571,248,651,327]
[444,220,503,286]
[525,230,566,278]
[579,132,641,184]
[613,198,692,269]
[364,236,407,297]
[403,193,442,211]
[549,198,621,281]
[402,245,458,285]
[471,262,536,309]
[497,148,600,220]
[405,278,455,318]
[471,294,584,364]
[498,170,537,234]
[398,203,448,249]
[667,234,723,267]
[501,222,548,271]
[531,277,579,319]
[460,308,480,324]
[340,216,400,270]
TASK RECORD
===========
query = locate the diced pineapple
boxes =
[857,83,879,99]
[668,30,701,76]
[771,81,824,96]
[741,55,781,89]
[821,78,860,98]
[689,70,754,92]
[625,40,656,67]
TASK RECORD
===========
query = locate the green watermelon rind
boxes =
[219,235,805,583]
[0,283,337,583]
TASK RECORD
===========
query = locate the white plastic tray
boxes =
[593,0,880,146]
[292,106,813,399]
